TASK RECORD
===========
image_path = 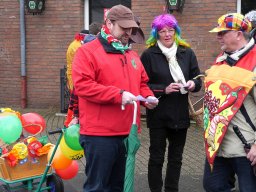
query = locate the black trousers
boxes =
[79,135,127,192]
[148,127,188,192]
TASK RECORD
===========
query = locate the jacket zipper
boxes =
[124,54,132,91]
[120,57,126,78]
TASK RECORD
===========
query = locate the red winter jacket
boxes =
[72,35,153,136]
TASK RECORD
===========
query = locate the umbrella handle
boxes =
[121,101,137,124]
[132,101,137,124]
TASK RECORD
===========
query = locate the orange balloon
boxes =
[55,160,79,180]
[47,145,72,170]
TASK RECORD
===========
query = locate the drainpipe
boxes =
[20,0,27,108]
[84,0,89,30]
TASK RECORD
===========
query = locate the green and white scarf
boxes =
[101,25,129,54]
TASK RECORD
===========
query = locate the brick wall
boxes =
[0,0,84,108]
[0,0,237,108]
[0,1,22,106]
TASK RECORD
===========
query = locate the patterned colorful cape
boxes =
[203,64,256,170]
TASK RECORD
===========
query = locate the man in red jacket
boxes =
[72,4,158,192]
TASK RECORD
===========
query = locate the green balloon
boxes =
[64,124,82,150]
[0,115,22,144]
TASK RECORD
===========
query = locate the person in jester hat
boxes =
[203,13,256,192]
[72,4,158,192]
[227,10,256,192]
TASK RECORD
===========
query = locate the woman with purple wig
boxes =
[141,14,202,192]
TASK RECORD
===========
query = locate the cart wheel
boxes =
[0,185,10,192]
[46,173,64,192]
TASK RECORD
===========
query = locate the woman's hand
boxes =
[184,80,195,92]
[165,83,182,94]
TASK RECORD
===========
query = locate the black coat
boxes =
[141,44,202,129]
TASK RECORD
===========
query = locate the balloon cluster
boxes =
[0,108,82,180]
[0,108,46,144]
[0,108,51,167]
[48,124,83,180]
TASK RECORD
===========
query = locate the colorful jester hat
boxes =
[209,13,252,33]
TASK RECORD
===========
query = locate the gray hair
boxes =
[245,10,256,27]
[242,31,251,40]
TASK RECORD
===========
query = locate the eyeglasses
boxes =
[158,29,175,36]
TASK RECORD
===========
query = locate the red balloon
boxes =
[21,113,46,134]
[55,160,79,180]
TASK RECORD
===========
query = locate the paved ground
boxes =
[0,107,206,192]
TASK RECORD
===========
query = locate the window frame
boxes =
[84,0,89,30]
[237,0,241,13]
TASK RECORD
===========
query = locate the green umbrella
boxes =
[123,101,141,192]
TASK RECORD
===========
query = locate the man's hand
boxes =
[122,91,137,106]
[207,135,215,151]
[145,96,158,109]
[247,144,256,166]
[68,117,79,127]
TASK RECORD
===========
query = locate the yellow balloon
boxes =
[60,137,84,160]
[12,143,28,159]
[0,108,21,119]
[0,112,16,117]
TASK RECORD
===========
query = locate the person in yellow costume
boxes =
[66,29,89,91]
[66,23,102,91]
[64,23,102,127]
[64,29,88,127]
[203,13,256,192]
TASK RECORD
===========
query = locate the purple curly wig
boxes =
[146,14,190,48]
